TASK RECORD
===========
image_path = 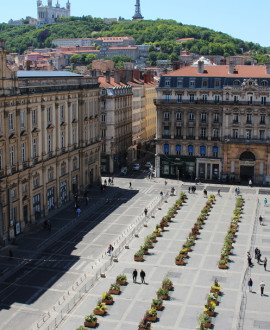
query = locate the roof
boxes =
[177,38,195,42]
[98,76,127,88]
[164,65,270,78]
[17,71,82,78]
[108,47,137,50]
[97,37,134,41]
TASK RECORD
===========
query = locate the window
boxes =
[213,129,219,138]
[176,112,182,121]
[163,126,170,136]
[164,144,169,155]
[213,113,219,123]
[260,115,266,124]
[48,135,51,152]
[94,124,97,138]
[233,114,239,123]
[246,129,252,140]
[0,150,2,170]
[72,104,76,120]
[260,130,266,140]
[101,129,106,138]
[10,146,14,166]
[248,95,253,105]
[9,113,14,130]
[189,79,195,88]
[215,79,220,88]
[84,103,87,117]
[47,107,51,123]
[215,95,220,104]
[176,145,181,155]
[89,101,93,116]
[164,112,170,120]
[0,115,2,136]
[165,79,170,87]
[60,105,64,121]
[21,143,25,162]
[200,146,206,157]
[202,95,207,103]
[261,96,266,105]
[247,114,252,124]
[33,138,37,157]
[101,114,106,123]
[233,129,238,139]
[213,146,218,158]
[32,110,37,126]
[89,125,92,139]
[189,112,195,121]
[234,80,240,86]
[177,79,183,88]
[102,143,106,153]
[165,94,170,102]
[233,95,239,104]
[201,127,207,138]
[61,131,65,148]
[188,127,194,137]
[202,79,208,88]
[176,127,181,137]
[261,80,268,87]
[72,128,76,144]
[21,112,25,128]
[188,145,193,156]
[201,113,207,122]
[189,94,195,103]
[177,94,182,103]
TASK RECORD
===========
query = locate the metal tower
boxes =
[132,0,144,20]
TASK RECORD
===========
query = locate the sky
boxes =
[1,0,269,47]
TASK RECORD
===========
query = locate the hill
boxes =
[0,17,269,62]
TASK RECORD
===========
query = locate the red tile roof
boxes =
[97,36,134,41]
[98,76,127,88]
[165,65,270,78]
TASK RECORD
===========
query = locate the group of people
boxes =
[188,186,197,194]
[107,244,114,256]
[132,269,146,283]
[234,187,240,196]
[248,278,266,296]
[247,248,267,296]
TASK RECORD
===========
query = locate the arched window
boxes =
[239,151,255,161]
[233,80,240,86]
[261,80,268,87]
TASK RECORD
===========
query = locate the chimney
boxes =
[197,60,204,74]
[114,69,120,84]
[266,63,270,74]
[105,70,110,84]
[229,61,234,74]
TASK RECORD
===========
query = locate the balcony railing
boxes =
[162,134,171,139]
[155,99,269,106]
[223,137,270,144]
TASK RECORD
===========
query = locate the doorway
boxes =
[240,166,254,183]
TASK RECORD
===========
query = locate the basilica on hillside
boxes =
[37,0,71,27]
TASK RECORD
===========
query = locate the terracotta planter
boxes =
[208,299,218,305]
[134,256,143,262]
[116,280,127,285]
[93,309,105,316]
[204,322,212,328]
[162,284,173,291]
[147,243,153,249]
[204,310,215,316]
[158,294,169,300]
[150,238,157,243]
[102,299,113,305]
[210,289,220,294]
[143,250,148,255]
[84,320,97,328]
[109,289,120,295]
[175,259,185,265]
[152,304,163,311]
[179,253,188,258]
[218,264,228,269]
[155,232,161,237]
[146,315,157,322]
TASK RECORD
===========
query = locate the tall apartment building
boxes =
[155,61,270,184]
[0,40,100,245]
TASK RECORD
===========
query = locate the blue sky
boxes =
[1,0,269,47]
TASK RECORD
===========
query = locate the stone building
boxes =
[0,40,100,245]
[37,0,70,27]
[155,61,270,184]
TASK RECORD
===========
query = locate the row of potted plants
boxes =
[79,274,127,328]
[175,194,216,265]
[138,277,174,329]
[134,192,188,262]
[218,196,245,269]
[197,279,222,329]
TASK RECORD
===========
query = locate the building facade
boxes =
[37,0,70,27]
[155,62,270,184]
[0,40,100,245]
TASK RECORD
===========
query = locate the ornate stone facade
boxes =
[37,0,70,27]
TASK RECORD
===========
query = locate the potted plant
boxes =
[156,287,169,300]
[141,244,149,255]
[153,227,161,237]
[179,248,189,257]
[134,249,144,261]
[207,292,218,304]
[218,259,228,269]
[145,308,157,322]
[109,283,120,295]
[84,314,98,328]
[93,299,108,316]
[102,292,114,305]
[204,301,216,316]
[77,327,87,330]
[149,233,157,243]
[116,274,127,285]
[162,277,173,290]
[138,317,151,329]
[151,298,163,311]
[145,237,153,249]
[198,313,212,328]
[175,255,185,265]
[210,279,222,294]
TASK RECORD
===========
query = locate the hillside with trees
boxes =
[0,17,269,63]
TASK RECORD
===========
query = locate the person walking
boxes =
[129,182,132,189]
[203,189,207,198]
[249,179,252,187]
[164,180,167,186]
[264,197,268,207]
[77,207,81,217]
[264,257,267,271]
[107,244,114,256]
[133,269,138,283]
[160,191,163,198]
[247,252,252,267]
[237,187,240,195]
[257,249,261,264]
[248,278,253,292]
[260,281,265,296]
[144,208,148,217]
[259,215,263,225]
[104,179,107,186]
[140,269,146,283]
[235,188,237,196]
[217,189,221,197]
[188,186,191,193]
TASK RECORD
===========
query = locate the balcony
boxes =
[162,135,171,139]
[187,136,195,140]
[200,136,208,140]
[155,99,269,106]
[223,136,270,145]
[211,137,220,141]
[174,135,183,139]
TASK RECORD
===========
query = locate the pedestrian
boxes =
[104,179,107,186]
[248,278,253,292]
[164,180,167,186]
[264,257,267,271]
[264,197,268,207]
[133,269,138,283]
[195,177,198,185]
[203,189,207,198]
[247,252,252,267]
[160,191,163,198]
[217,189,221,197]
[77,207,81,217]
[9,249,13,259]
[235,188,237,196]
[237,187,240,195]
[188,186,191,193]
[257,249,261,264]
[260,281,265,296]
[129,182,132,189]
[140,269,146,283]
[249,179,252,187]
[111,177,114,185]
[107,244,114,256]
[108,178,111,185]
[259,215,263,225]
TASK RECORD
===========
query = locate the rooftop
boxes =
[17,71,82,78]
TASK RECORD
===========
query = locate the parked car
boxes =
[132,163,140,171]
[145,162,152,168]
[120,167,127,175]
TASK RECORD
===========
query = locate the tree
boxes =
[85,54,98,64]
[170,53,179,62]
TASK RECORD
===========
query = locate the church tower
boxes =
[66,0,70,10]
[48,0,52,7]
[37,0,42,6]
[132,0,143,20]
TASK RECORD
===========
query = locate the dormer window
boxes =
[261,80,268,87]
[202,79,208,88]
[233,80,240,86]
[177,78,183,88]
[165,79,171,87]
[189,79,195,88]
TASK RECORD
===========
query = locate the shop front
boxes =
[159,155,196,179]
[196,158,221,181]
